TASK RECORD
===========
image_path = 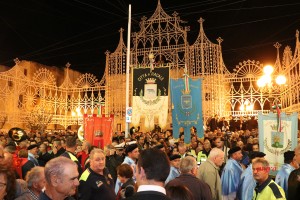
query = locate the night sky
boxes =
[0,0,299,79]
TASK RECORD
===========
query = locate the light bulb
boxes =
[257,77,266,87]
[263,65,274,75]
[276,75,286,85]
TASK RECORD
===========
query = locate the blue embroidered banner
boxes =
[171,78,203,143]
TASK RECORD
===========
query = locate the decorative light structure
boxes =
[71,107,82,131]
[257,65,286,111]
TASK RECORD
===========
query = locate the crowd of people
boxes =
[0,115,300,200]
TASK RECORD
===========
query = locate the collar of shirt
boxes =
[171,166,180,174]
[137,185,166,195]
[255,177,272,193]
[28,152,35,158]
[40,191,75,200]
[39,192,52,200]
[283,163,295,171]
[123,156,136,165]
[29,189,39,200]
[228,158,243,168]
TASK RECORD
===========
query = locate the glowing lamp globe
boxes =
[257,77,266,87]
[239,105,244,111]
[276,75,286,85]
[149,53,154,59]
[263,65,274,75]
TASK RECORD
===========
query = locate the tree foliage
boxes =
[25,107,53,133]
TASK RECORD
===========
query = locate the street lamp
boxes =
[257,65,286,111]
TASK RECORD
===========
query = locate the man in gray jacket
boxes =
[197,148,225,200]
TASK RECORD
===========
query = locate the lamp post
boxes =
[257,65,286,112]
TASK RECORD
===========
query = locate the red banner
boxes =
[83,114,113,149]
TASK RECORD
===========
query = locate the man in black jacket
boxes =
[209,114,219,132]
[288,145,300,200]
[51,139,65,157]
[78,149,116,200]
[61,136,83,176]
[125,148,171,200]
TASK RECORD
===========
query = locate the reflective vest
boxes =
[197,151,208,163]
[253,178,286,200]
[67,151,79,162]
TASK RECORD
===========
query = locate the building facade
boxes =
[1,0,300,133]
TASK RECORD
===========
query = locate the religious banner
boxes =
[84,114,114,148]
[132,67,169,130]
[171,77,203,143]
[258,112,298,171]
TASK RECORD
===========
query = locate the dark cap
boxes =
[228,146,241,155]
[27,144,38,150]
[284,151,295,163]
[169,154,181,161]
[125,143,138,154]
[249,151,266,160]
[154,144,164,150]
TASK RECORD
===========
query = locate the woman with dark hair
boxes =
[143,142,150,150]
[166,185,194,200]
[0,162,16,200]
[170,146,179,156]
[179,133,185,142]
[116,163,135,199]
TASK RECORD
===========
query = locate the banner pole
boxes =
[125,4,131,138]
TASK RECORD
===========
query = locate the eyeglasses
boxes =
[252,167,269,172]
[0,182,6,188]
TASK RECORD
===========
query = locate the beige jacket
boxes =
[197,159,222,200]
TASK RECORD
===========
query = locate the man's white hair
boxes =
[208,148,224,159]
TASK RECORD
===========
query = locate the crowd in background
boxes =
[0,114,300,199]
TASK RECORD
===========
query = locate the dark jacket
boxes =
[106,154,123,183]
[22,160,35,180]
[236,120,246,130]
[246,118,258,130]
[288,168,300,200]
[166,173,212,200]
[229,119,236,132]
[61,151,83,176]
[116,178,135,199]
[125,191,171,200]
[51,147,65,157]
[79,167,116,200]
[39,192,75,200]
[218,120,228,131]
[38,152,53,166]
[209,118,218,132]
